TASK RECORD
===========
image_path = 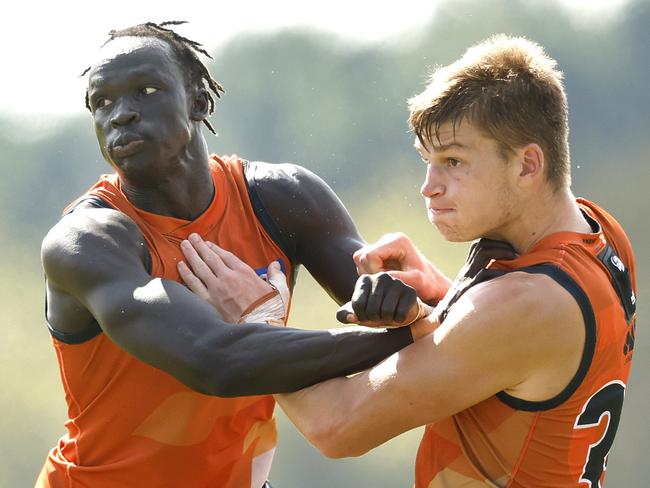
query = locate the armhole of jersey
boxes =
[64,195,113,214]
[46,195,153,344]
[496,263,596,412]
[45,299,102,344]
[243,160,298,288]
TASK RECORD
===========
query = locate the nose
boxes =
[420,164,444,198]
[110,100,140,128]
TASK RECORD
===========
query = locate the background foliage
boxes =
[1,1,648,486]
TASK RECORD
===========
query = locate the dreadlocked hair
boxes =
[82,21,224,135]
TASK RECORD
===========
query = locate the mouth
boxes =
[109,138,145,159]
[428,207,455,216]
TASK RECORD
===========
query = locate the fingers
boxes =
[349,273,419,325]
[353,232,418,275]
[336,301,358,324]
[385,269,423,291]
[353,250,387,275]
[461,238,518,278]
[180,241,220,293]
[379,284,404,321]
[351,275,372,322]
[267,260,290,308]
[394,286,418,324]
[205,240,251,272]
[177,260,209,299]
[182,234,228,280]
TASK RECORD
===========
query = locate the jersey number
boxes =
[574,381,626,487]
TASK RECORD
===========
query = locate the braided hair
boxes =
[82,21,224,134]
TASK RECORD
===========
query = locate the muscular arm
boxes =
[276,272,586,457]
[251,162,364,303]
[42,208,413,398]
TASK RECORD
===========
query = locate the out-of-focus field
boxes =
[1,1,649,486]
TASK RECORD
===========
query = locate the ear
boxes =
[190,88,210,122]
[517,143,544,186]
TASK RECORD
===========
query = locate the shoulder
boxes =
[250,161,337,204]
[247,160,356,242]
[455,270,583,333]
[441,270,585,378]
[42,207,147,289]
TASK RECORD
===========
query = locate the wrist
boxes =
[419,259,452,303]
[238,290,287,326]
[410,315,438,341]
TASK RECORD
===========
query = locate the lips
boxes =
[429,207,455,215]
[109,137,145,159]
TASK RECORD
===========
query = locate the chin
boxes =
[433,223,461,242]
[433,222,479,243]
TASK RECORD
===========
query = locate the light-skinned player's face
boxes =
[416,122,520,242]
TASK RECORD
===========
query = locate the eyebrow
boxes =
[414,141,467,153]
[89,64,169,92]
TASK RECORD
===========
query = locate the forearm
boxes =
[99,279,413,397]
[275,354,406,458]
[197,323,413,397]
[276,330,438,458]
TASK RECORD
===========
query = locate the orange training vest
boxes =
[37,155,292,488]
[415,199,636,488]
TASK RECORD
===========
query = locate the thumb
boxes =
[336,301,359,324]
[267,261,290,307]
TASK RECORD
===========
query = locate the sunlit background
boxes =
[1,0,647,486]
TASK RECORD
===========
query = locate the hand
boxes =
[178,233,288,324]
[336,272,434,328]
[239,261,290,326]
[353,233,450,303]
[435,238,518,322]
[454,238,518,282]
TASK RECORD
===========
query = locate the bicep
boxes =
[298,274,578,453]
[254,163,365,304]
[42,211,151,315]
[41,211,202,342]
[366,280,558,420]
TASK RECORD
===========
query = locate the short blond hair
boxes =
[409,35,570,189]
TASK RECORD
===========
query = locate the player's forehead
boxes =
[414,121,482,154]
[88,37,178,85]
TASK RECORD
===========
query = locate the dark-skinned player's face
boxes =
[87,37,197,179]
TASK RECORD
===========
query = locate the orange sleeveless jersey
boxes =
[37,155,293,488]
[415,199,636,488]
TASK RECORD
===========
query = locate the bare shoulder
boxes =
[42,207,148,291]
[251,161,341,210]
[441,270,586,400]
[445,270,585,344]
[251,161,323,186]
[249,160,360,248]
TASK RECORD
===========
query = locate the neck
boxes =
[496,186,592,255]
[119,135,215,221]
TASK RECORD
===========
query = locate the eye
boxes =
[447,158,461,168]
[95,98,113,109]
[141,86,158,96]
